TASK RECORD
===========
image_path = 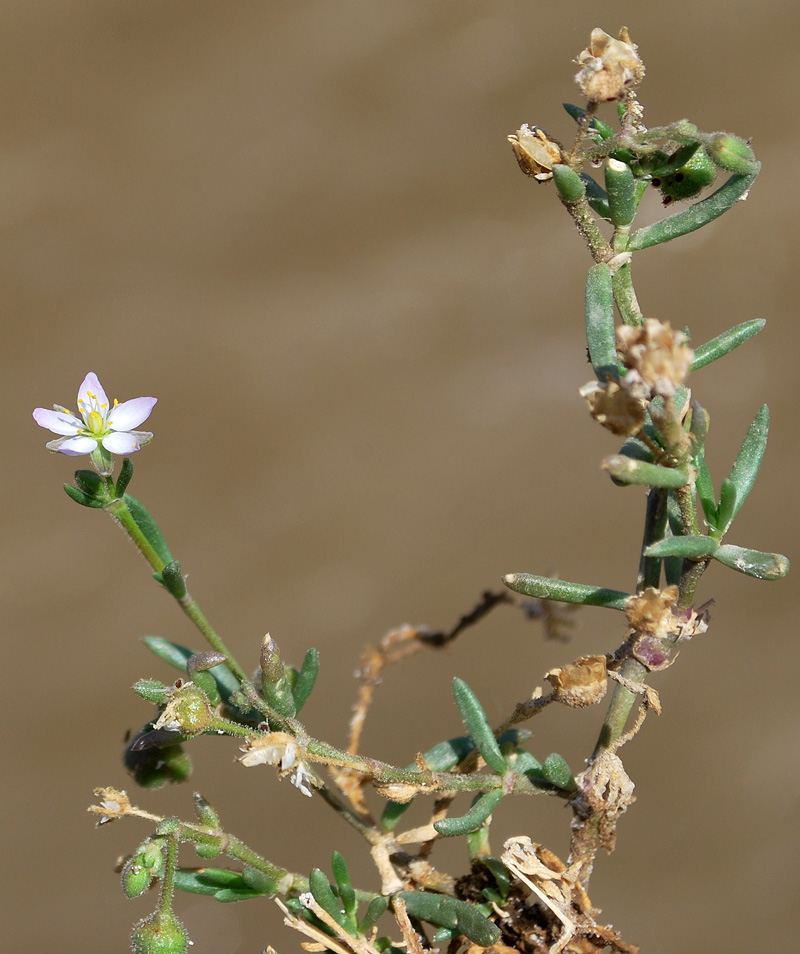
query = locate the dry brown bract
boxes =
[546,655,608,707]
[502,836,638,953]
[575,28,644,103]
[508,125,563,181]
[617,319,694,399]
[578,378,646,437]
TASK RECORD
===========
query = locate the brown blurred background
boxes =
[3,2,798,952]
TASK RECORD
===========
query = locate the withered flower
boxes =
[546,654,608,707]
[575,27,645,102]
[625,585,679,638]
[508,125,563,181]
[617,319,694,398]
[579,378,646,436]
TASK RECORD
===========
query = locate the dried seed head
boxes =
[625,585,679,638]
[545,654,608,707]
[508,125,563,181]
[579,378,646,436]
[575,27,645,102]
[617,319,694,397]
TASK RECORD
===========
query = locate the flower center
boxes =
[78,389,118,437]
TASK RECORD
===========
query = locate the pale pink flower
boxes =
[33,372,156,457]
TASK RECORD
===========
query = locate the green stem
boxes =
[610,260,643,326]
[559,194,613,262]
[159,833,179,916]
[591,656,647,760]
[176,593,249,685]
[105,498,166,572]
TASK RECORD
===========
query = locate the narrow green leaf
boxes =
[141,636,243,705]
[718,405,769,535]
[331,852,357,922]
[627,171,759,250]
[562,103,615,139]
[604,157,636,227]
[580,173,611,219]
[695,456,717,528]
[173,868,246,896]
[123,493,174,565]
[160,560,187,599]
[358,897,389,936]
[214,887,270,902]
[603,454,689,489]
[309,868,352,933]
[433,791,503,837]
[585,263,618,382]
[115,456,134,497]
[712,545,790,580]
[503,573,630,611]
[542,753,577,792]
[691,319,766,371]
[395,893,501,947]
[714,478,737,540]
[451,679,507,775]
[552,164,585,203]
[63,483,105,507]
[291,648,320,715]
[644,535,719,559]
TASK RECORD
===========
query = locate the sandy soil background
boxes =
[3,2,799,952]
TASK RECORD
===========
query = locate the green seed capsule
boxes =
[652,148,716,205]
[130,911,189,954]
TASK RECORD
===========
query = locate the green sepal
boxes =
[132,679,170,704]
[552,164,585,203]
[604,158,636,226]
[73,469,107,498]
[434,790,503,837]
[451,678,507,776]
[123,493,174,565]
[160,561,187,599]
[260,635,297,719]
[714,404,769,538]
[712,545,789,580]
[627,172,759,250]
[644,535,719,560]
[193,831,224,860]
[358,896,389,936]
[309,868,353,933]
[116,457,134,497]
[192,792,221,828]
[603,455,689,489]
[542,753,577,792]
[63,482,105,507]
[395,892,501,947]
[580,174,611,219]
[503,572,630,611]
[331,851,358,922]
[691,319,765,371]
[173,867,244,896]
[585,263,618,382]
[290,648,320,715]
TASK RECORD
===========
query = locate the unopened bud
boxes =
[705,133,759,176]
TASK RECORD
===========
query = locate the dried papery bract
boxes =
[546,655,608,707]
[579,378,647,436]
[575,27,645,102]
[507,124,563,181]
[617,319,694,398]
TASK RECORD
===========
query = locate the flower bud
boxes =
[130,911,189,954]
[705,133,759,175]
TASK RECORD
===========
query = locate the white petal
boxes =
[57,435,98,455]
[78,372,108,410]
[108,396,157,430]
[101,431,141,454]
[33,407,83,436]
